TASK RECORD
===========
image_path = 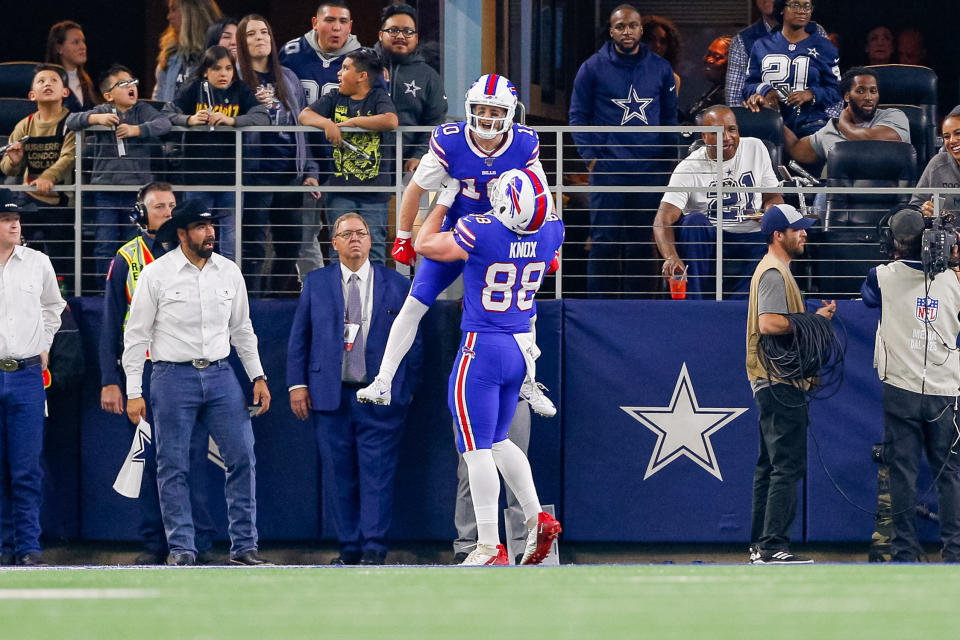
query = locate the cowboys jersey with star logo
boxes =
[743,22,841,136]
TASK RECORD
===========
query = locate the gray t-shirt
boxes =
[808,107,910,160]
[909,151,960,213]
[751,267,789,392]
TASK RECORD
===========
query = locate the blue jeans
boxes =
[677,213,767,299]
[242,176,305,295]
[150,361,257,557]
[188,192,237,261]
[91,191,136,283]
[326,195,389,265]
[0,365,46,557]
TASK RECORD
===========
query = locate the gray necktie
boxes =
[344,273,366,382]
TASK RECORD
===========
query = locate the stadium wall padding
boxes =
[42,298,940,545]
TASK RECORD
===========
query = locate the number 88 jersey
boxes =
[416,121,543,231]
[453,212,564,333]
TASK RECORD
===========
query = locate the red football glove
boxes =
[392,236,417,266]
[546,251,560,274]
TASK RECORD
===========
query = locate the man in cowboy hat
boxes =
[122,199,272,566]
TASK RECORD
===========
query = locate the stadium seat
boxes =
[729,106,785,167]
[0,62,42,99]
[0,98,35,138]
[880,104,934,168]
[866,64,938,125]
[815,140,917,297]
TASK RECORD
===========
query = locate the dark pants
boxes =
[750,383,808,551]
[678,214,766,299]
[150,361,257,557]
[0,365,46,558]
[587,189,661,298]
[313,386,408,557]
[882,383,960,562]
[243,176,305,296]
[90,191,136,284]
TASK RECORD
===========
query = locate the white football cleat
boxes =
[356,377,392,405]
[459,544,509,566]
[520,379,556,417]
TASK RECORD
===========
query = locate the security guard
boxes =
[100,182,215,564]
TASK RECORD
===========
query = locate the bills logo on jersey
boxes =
[916,296,939,322]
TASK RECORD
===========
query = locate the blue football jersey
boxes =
[279,35,355,104]
[428,122,541,230]
[742,27,840,136]
[453,213,564,333]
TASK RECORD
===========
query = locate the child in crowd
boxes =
[0,64,77,290]
[66,64,172,284]
[163,45,269,261]
[299,47,398,264]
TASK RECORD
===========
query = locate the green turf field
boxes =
[0,564,953,639]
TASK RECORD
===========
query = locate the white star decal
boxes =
[404,80,421,97]
[807,47,820,59]
[611,86,653,125]
[621,363,748,480]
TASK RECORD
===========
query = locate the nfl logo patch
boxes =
[916,296,939,322]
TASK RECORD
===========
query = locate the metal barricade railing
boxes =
[8,124,960,299]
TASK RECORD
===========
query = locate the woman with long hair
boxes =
[641,15,682,92]
[205,16,239,59]
[235,14,320,294]
[46,21,98,108]
[154,0,222,101]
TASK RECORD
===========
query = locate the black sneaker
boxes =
[748,546,760,564]
[452,552,469,565]
[754,549,814,564]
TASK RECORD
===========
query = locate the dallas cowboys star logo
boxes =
[611,86,653,125]
[807,47,820,59]
[621,363,748,480]
[404,80,421,97]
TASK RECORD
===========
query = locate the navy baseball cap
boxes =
[0,188,21,218]
[761,204,815,236]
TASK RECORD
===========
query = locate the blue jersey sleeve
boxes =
[454,214,494,254]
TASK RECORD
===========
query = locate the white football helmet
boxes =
[490,168,552,235]
[464,74,517,139]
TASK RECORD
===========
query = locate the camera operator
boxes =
[861,207,960,562]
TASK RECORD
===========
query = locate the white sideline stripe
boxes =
[0,589,157,600]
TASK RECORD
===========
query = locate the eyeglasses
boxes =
[382,27,417,37]
[108,78,139,91]
[335,229,369,240]
[611,22,641,33]
[785,2,813,12]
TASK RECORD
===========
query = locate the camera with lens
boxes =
[921,211,959,275]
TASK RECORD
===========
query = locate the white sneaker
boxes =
[520,379,556,417]
[459,544,509,566]
[357,377,391,405]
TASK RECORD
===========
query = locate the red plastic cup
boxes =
[669,276,687,300]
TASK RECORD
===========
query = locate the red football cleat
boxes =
[520,512,562,565]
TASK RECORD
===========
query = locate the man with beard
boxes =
[784,67,909,166]
[746,204,835,564]
[123,200,272,566]
[374,3,446,175]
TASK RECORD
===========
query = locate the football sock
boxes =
[463,448,501,548]
[377,296,429,383]
[491,438,542,524]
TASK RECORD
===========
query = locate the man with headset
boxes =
[861,206,960,562]
[99,182,215,565]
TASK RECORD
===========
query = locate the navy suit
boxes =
[286,263,422,557]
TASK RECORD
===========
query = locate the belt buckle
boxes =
[0,359,18,373]
[191,359,211,369]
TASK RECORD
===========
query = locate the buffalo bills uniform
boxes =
[447,212,564,453]
[743,25,841,137]
[409,121,543,304]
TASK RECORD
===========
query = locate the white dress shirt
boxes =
[122,247,264,397]
[0,245,65,359]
